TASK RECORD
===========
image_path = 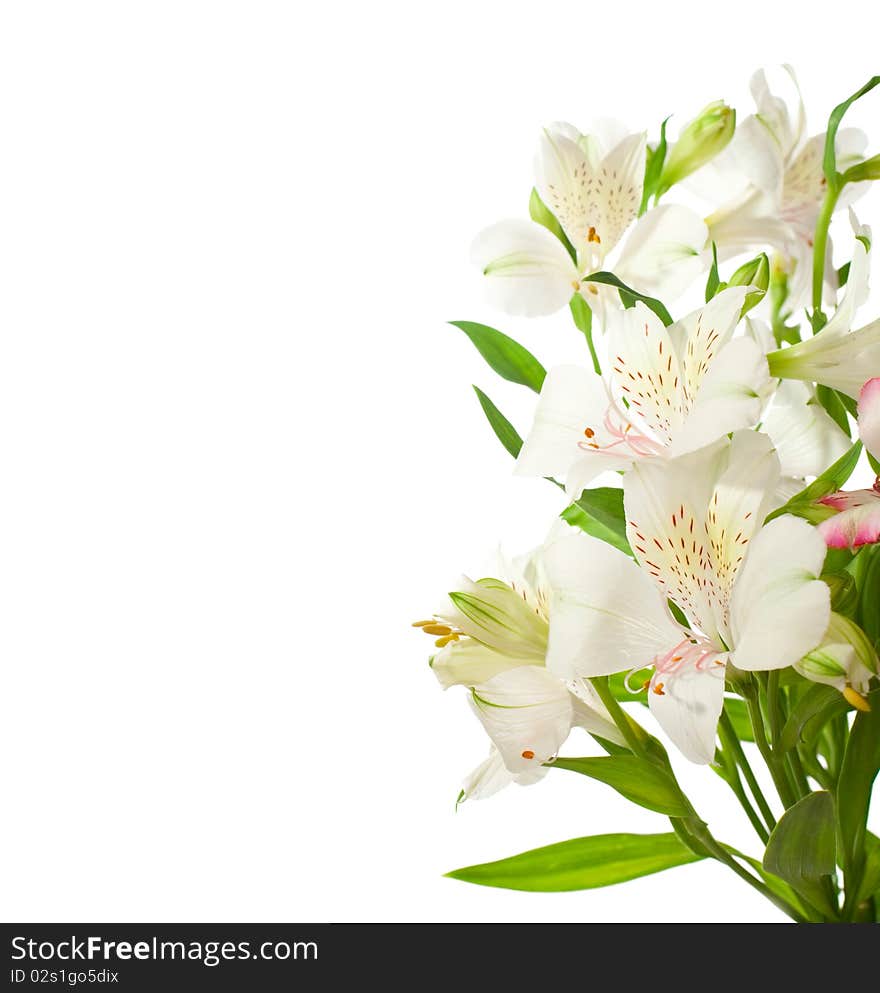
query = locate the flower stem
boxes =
[718,710,775,837]
[811,181,840,327]
[589,677,648,758]
[744,678,797,809]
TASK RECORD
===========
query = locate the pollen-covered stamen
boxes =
[521,749,536,760]
[653,635,721,677]
[843,687,871,712]
[577,401,665,459]
[587,225,601,245]
[412,618,463,648]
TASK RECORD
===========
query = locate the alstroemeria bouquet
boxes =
[416,68,880,923]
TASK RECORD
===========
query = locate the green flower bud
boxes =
[728,253,770,315]
[658,101,736,194]
[795,612,876,709]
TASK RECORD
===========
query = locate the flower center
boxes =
[650,636,724,695]
[578,402,666,459]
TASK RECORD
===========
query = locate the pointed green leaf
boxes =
[837,688,880,892]
[446,832,702,892]
[816,385,852,438]
[472,386,522,459]
[560,487,632,556]
[779,683,844,752]
[705,242,722,302]
[451,321,546,393]
[823,76,880,183]
[764,791,837,915]
[639,117,669,214]
[766,442,862,522]
[529,188,577,263]
[551,755,689,815]
[582,271,673,326]
[858,832,880,903]
[858,548,880,647]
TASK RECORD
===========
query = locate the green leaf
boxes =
[723,697,755,742]
[639,117,669,215]
[705,242,722,302]
[446,832,702,892]
[837,688,880,891]
[723,846,815,921]
[582,271,674,326]
[779,683,844,752]
[764,791,837,915]
[868,451,880,476]
[858,548,880,647]
[552,755,690,816]
[472,386,522,459]
[561,487,632,556]
[529,188,577,263]
[859,832,880,903]
[824,77,880,183]
[451,321,546,393]
[766,441,862,522]
[815,385,851,438]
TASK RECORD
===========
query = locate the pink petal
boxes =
[859,377,880,463]
[817,492,880,548]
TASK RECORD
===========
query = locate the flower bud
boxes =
[795,612,876,707]
[728,253,770,315]
[658,102,735,194]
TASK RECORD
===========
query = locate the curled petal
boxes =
[818,489,880,549]
[858,377,880,462]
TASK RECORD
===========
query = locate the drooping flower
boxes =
[515,286,769,494]
[700,66,868,306]
[767,235,880,397]
[414,546,624,800]
[472,121,709,321]
[543,431,830,763]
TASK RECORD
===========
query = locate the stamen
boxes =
[434,634,459,648]
[421,623,452,636]
[411,620,435,627]
[521,750,535,759]
[652,682,666,696]
[587,226,601,244]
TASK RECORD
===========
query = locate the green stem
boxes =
[744,679,796,808]
[718,710,775,834]
[589,677,647,758]
[811,182,840,325]
[584,327,601,376]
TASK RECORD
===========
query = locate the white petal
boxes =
[821,238,870,339]
[731,113,785,201]
[729,515,830,671]
[669,286,750,407]
[615,204,709,300]
[470,666,573,775]
[703,430,781,638]
[744,316,777,355]
[515,365,631,490]
[858,377,880,462]
[595,132,647,251]
[623,442,726,636]
[543,529,682,680]
[535,126,596,247]
[648,657,726,764]
[763,380,852,479]
[750,64,804,157]
[669,337,768,456]
[608,302,683,445]
[459,748,516,803]
[471,219,578,317]
[432,639,535,690]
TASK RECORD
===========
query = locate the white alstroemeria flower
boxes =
[767,237,880,397]
[859,377,880,461]
[702,66,868,306]
[515,286,769,494]
[543,431,830,763]
[415,546,624,800]
[472,121,709,321]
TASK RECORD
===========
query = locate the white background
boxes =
[1,1,878,924]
